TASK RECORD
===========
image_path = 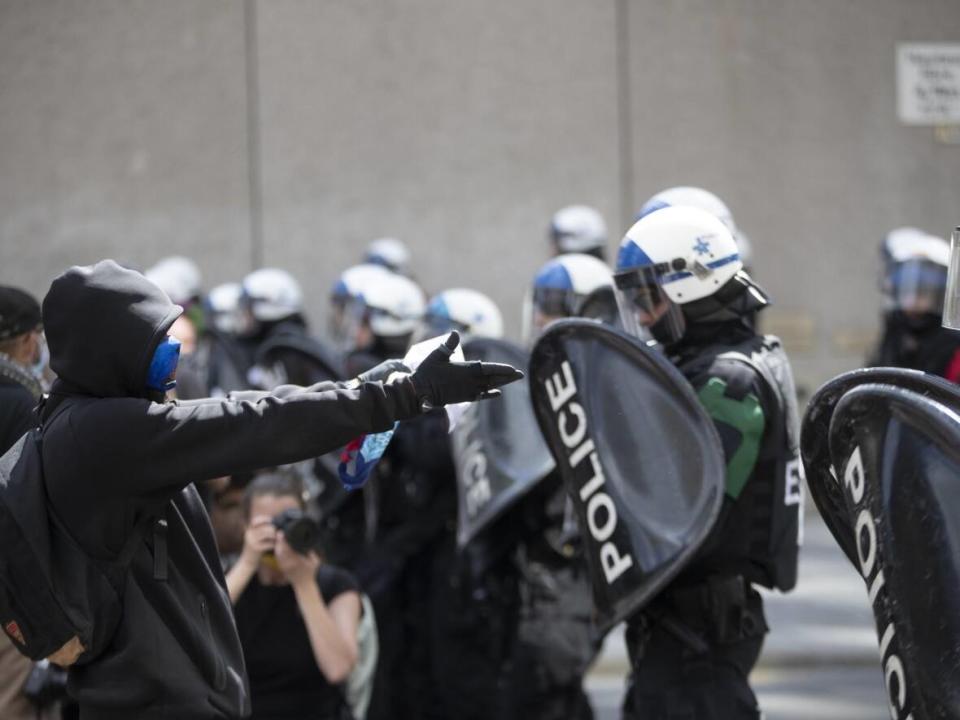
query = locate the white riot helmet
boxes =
[422,288,504,340]
[145,256,203,306]
[206,282,243,334]
[525,253,614,341]
[241,268,304,324]
[549,205,608,257]
[330,263,425,353]
[615,206,760,345]
[882,231,950,317]
[364,237,412,275]
[637,186,753,269]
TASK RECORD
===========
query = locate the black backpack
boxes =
[0,405,150,665]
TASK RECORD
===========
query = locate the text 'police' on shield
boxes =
[544,360,634,584]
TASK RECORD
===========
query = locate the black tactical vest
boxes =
[678,334,802,592]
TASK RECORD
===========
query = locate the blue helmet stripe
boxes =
[427,294,451,319]
[707,253,740,270]
[616,241,655,272]
[534,261,574,290]
[635,198,671,221]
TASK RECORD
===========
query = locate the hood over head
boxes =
[43,259,182,398]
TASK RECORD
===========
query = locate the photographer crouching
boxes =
[227,471,361,720]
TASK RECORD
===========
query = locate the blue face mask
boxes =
[146,336,181,392]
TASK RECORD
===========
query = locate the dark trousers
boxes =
[621,583,766,720]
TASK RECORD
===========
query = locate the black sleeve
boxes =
[0,386,38,454]
[60,378,421,499]
[317,565,360,604]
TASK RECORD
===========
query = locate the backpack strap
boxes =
[36,394,169,586]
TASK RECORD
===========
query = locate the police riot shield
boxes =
[800,368,960,566]
[828,383,960,720]
[451,337,556,548]
[528,319,725,630]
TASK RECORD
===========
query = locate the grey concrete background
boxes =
[1,0,958,393]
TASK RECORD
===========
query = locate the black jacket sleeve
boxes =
[51,378,421,500]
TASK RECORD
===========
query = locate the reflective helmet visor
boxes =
[889,258,947,317]
[328,295,368,353]
[614,266,685,345]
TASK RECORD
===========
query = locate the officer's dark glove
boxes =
[410,331,524,411]
[357,359,411,384]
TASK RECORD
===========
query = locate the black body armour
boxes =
[676,334,802,592]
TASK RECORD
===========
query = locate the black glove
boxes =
[357,359,411,384]
[410,331,524,411]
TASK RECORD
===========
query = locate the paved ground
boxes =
[585,507,892,719]
[587,665,888,720]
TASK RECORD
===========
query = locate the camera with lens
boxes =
[272,508,321,555]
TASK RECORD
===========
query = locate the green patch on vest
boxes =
[697,377,765,499]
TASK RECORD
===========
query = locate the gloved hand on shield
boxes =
[410,331,524,411]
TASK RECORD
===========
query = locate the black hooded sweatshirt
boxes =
[39,261,421,720]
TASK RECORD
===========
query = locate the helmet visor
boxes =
[328,295,368,353]
[944,228,960,330]
[614,266,685,344]
[889,258,947,317]
[528,286,576,339]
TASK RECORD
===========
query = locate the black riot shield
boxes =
[828,383,960,720]
[800,368,960,566]
[451,337,556,548]
[528,319,725,630]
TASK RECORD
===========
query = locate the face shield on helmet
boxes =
[329,264,425,355]
[879,231,949,316]
[614,265,687,345]
[615,206,742,346]
[420,288,504,342]
[524,253,614,344]
[329,264,389,353]
[890,259,948,317]
[882,232,950,319]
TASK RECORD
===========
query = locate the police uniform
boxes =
[622,321,801,720]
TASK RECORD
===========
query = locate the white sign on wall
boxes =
[897,44,960,125]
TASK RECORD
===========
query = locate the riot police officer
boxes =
[325,263,443,720]
[868,229,960,380]
[240,267,344,389]
[612,206,801,720]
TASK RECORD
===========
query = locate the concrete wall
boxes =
[1,0,958,393]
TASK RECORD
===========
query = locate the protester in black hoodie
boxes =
[37,260,521,720]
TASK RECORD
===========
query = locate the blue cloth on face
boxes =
[146,336,181,391]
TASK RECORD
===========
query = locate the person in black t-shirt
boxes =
[227,472,361,720]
